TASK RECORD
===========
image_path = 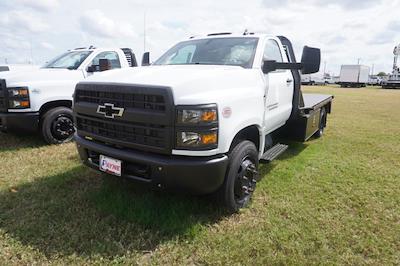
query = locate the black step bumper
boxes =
[75,134,229,194]
[0,112,40,133]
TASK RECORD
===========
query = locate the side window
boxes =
[165,45,196,64]
[90,51,121,69]
[263,39,283,63]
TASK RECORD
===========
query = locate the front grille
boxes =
[0,79,7,112]
[75,89,166,112]
[74,83,174,154]
[77,116,167,149]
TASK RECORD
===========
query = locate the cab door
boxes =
[263,39,294,133]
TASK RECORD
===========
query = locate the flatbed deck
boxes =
[302,93,334,112]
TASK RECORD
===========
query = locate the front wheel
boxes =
[41,107,75,144]
[218,140,260,213]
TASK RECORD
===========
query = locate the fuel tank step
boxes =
[260,143,288,163]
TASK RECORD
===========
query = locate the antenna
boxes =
[143,11,147,54]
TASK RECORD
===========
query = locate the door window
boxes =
[263,40,283,62]
[89,51,121,69]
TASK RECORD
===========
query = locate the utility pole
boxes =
[323,61,327,76]
[357,58,361,65]
[371,64,374,76]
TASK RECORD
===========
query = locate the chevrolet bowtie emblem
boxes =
[96,103,124,118]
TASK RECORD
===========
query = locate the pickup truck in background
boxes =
[0,64,40,73]
[73,33,333,212]
[301,73,333,85]
[0,47,138,144]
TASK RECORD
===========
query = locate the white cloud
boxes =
[262,0,382,10]
[79,9,136,39]
[40,42,55,50]
[0,0,398,73]
[0,10,49,33]
[16,0,59,12]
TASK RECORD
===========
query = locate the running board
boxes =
[260,143,288,163]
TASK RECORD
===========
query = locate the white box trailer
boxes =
[339,65,370,87]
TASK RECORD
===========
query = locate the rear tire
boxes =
[218,140,259,213]
[314,107,326,138]
[41,107,75,144]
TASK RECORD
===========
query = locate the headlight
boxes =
[175,104,219,150]
[9,100,30,108]
[9,88,29,97]
[8,87,30,109]
[177,105,218,125]
[177,130,218,149]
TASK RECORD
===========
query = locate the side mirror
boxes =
[142,52,150,66]
[300,46,320,74]
[87,65,95,73]
[99,59,111,72]
[262,60,278,74]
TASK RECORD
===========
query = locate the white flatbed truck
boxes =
[73,33,334,212]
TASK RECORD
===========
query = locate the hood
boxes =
[1,68,84,87]
[81,65,264,104]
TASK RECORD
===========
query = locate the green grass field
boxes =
[0,85,399,265]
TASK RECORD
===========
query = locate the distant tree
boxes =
[377,72,387,76]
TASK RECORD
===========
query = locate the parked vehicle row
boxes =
[0,33,334,212]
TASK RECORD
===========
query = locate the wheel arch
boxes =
[39,100,72,118]
[228,125,263,155]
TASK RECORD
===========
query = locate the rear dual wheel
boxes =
[219,140,259,213]
[314,107,326,138]
[41,107,75,144]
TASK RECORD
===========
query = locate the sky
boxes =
[0,0,399,75]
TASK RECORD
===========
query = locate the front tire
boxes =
[219,140,259,213]
[41,107,75,144]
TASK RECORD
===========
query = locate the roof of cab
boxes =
[188,32,274,40]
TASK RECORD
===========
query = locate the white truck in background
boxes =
[73,33,334,212]
[382,43,400,89]
[0,47,138,144]
[301,73,335,86]
[339,65,370,88]
[0,64,40,72]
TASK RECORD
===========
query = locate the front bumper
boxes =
[0,112,40,133]
[75,134,229,194]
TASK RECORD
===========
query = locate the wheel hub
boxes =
[234,158,259,203]
[52,116,74,140]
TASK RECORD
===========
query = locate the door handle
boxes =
[286,79,293,83]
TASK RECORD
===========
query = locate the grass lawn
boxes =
[0,85,399,265]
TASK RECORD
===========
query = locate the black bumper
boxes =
[75,134,229,194]
[0,112,40,133]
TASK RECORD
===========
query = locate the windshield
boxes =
[154,37,259,68]
[43,51,92,70]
